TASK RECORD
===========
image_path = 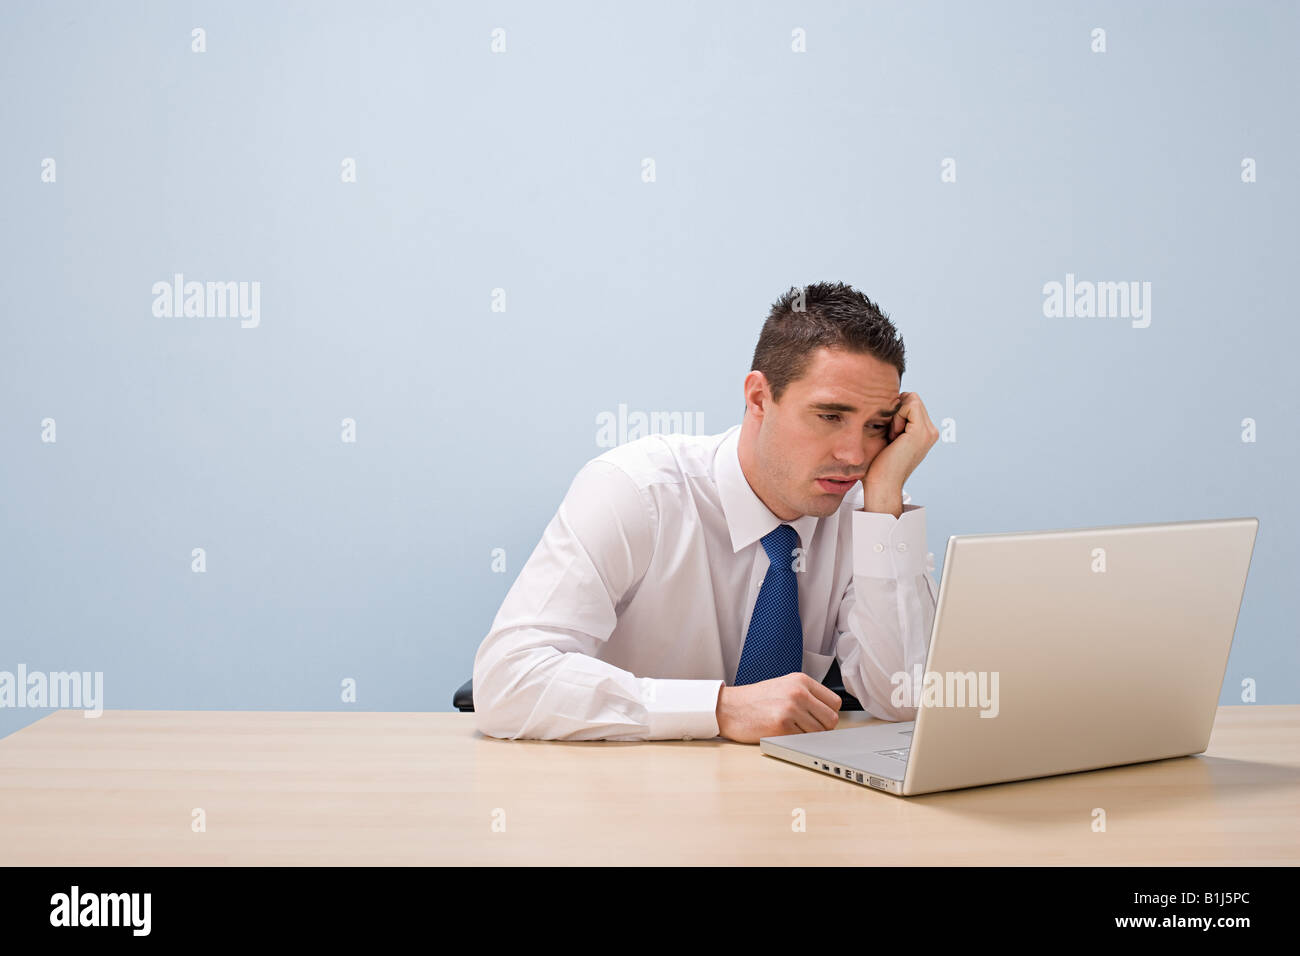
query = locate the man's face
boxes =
[743,347,902,520]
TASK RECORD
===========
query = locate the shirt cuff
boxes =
[853,504,928,578]
[641,678,724,740]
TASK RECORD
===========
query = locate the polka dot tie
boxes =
[734,524,803,686]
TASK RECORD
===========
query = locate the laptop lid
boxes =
[901,516,1258,795]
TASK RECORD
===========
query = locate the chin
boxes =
[805,498,842,518]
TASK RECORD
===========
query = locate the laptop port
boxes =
[855,772,864,783]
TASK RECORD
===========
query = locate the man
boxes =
[474,282,941,743]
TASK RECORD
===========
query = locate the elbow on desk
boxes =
[470,656,530,740]
[474,713,520,740]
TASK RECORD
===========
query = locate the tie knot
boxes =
[761,523,799,562]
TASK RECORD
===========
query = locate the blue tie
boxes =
[735,524,803,685]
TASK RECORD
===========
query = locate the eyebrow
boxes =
[809,400,902,419]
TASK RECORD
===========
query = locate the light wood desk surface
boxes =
[1,706,1297,865]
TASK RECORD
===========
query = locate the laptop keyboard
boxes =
[875,747,910,762]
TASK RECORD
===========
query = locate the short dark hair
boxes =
[750,282,906,404]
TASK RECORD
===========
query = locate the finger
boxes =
[893,392,932,440]
[907,393,934,432]
[890,392,912,441]
[805,678,843,712]
[804,695,840,731]
[790,713,818,734]
[907,396,939,446]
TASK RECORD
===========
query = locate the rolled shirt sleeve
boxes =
[473,460,724,741]
[834,493,939,722]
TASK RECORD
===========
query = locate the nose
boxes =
[832,433,869,475]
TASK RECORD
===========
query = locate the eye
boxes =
[867,423,887,430]
[819,414,841,423]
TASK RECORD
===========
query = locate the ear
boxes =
[743,370,771,417]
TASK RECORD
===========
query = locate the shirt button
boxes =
[873,543,884,552]
[683,735,693,741]
[897,542,908,552]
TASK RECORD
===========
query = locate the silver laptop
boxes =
[760,516,1259,796]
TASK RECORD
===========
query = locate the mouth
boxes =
[815,477,861,494]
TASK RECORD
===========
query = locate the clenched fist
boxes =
[715,673,843,743]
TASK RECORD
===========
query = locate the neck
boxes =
[736,418,799,522]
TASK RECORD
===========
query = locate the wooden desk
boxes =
[1,706,1297,865]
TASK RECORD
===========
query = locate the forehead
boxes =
[787,347,900,409]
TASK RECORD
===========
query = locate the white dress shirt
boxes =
[473,423,938,741]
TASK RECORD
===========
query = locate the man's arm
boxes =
[473,459,724,741]
[833,490,939,721]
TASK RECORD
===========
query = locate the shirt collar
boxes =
[715,424,820,554]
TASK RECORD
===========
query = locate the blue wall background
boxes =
[2,0,1296,740]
